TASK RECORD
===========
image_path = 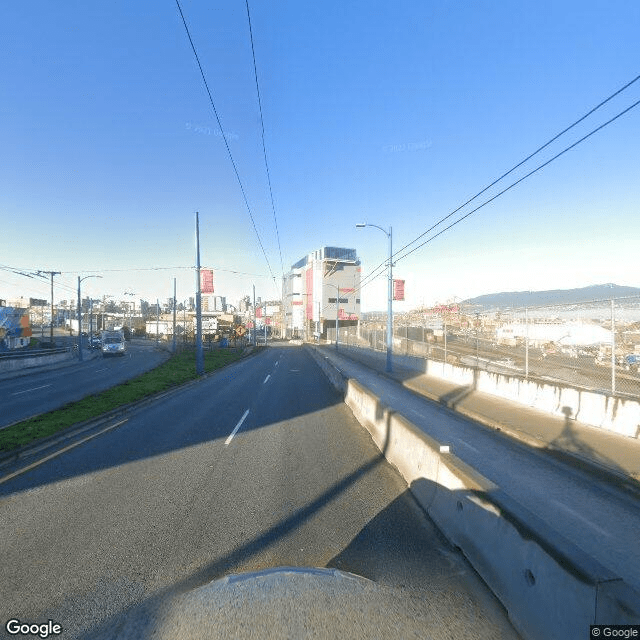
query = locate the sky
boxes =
[2,1,639,312]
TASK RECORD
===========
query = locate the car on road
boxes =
[101,330,126,357]
[89,336,102,350]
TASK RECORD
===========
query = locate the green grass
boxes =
[0,348,246,454]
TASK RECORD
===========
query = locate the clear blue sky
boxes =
[2,1,639,311]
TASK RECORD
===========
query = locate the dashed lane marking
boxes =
[11,384,52,396]
[225,409,250,446]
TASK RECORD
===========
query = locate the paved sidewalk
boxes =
[318,345,640,487]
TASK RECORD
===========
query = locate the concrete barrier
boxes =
[309,348,640,639]
[339,343,640,439]
[0,350,73,373]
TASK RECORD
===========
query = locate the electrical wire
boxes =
[357,73,640,292]
[394,97,640,264]
[174,0,278,290]
[245,0,285,282]
[324,92,640,317]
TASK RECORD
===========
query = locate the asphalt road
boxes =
[320,345,640,594]
[0,341,170,428]
[0,345,519,640]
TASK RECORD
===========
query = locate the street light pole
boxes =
[77,275,102,362]
[356,223,393,372]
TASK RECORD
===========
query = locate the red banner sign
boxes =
[393,279,405,301]
[200,269,214,294]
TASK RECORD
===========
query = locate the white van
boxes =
[101,330,127,357]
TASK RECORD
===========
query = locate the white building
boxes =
[282,247,361,340]
[496,322,612,347]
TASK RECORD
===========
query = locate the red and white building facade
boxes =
[283,247,361,340]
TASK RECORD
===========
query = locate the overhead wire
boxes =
[330,92,640,316]
[357,73,640,293]
[174,0,278,291]
[394,96,640,264]
[244,0,285,285]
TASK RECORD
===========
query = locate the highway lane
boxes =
[320,345,640,594]
[0,345,519,640]
[0,342,170,428]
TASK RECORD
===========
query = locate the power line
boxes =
[395,96,640,264]
[340,94,640,309]
[245,0,285,282]
[174,0,278,290]
[358,73,640,292]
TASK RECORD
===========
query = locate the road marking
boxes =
[11,384,52,396]
[0,419,128,485]
[290,369,300,372]
[225,409,250,446]
[94,368,108,373]
[263,374,271,384]
[549,498,611,538]
[409,408,423,418]
[456,440,480,453]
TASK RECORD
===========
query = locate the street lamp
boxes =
[77,275,102,362]
[356,222,393,373]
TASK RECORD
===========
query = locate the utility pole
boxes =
[173,278,177,353]
[37,270,61,343]
[195,212,204,375]
[253,285,257,347]
[611,298,616,396]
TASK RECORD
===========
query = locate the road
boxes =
[0,341,170,428]
[319,345,640,594]
[0,345,519,639]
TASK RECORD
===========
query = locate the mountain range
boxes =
[463,284,640,310]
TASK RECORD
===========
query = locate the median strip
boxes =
[0,349,244,455]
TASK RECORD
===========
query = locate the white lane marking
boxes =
[290,369,300,372]
[11,384,52,396]
[225,409,250,446]
[549,498,611,538]
[94,368,108,373]
[409,408,423,418]
[0,419,128,485]
[275,360,279,366]
[456,440,480,453]
[263,374,271,384]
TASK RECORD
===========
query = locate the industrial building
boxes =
[282,247,361,340]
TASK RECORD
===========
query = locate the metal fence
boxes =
[325,296,640,401]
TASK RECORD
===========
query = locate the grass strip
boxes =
[0,348,244,454]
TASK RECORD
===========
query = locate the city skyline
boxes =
[2,2,639,312]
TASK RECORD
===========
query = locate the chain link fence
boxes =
[325,296,640,401]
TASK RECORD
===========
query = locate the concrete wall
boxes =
[0,350,73,373]
[306,347,640,639]
[341,343,640,440]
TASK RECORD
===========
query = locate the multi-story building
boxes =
[282,246,361,340]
